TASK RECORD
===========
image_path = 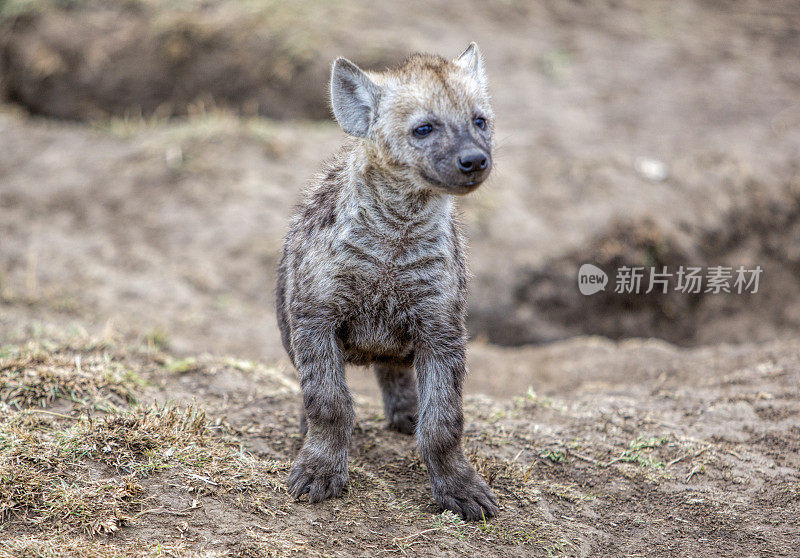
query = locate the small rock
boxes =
[634,156,669,181]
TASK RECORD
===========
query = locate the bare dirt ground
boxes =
[1,336,798,557]
[1,0,799,556]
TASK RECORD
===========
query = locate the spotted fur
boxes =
[276,43,498,520]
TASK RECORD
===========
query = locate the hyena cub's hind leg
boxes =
[299,408,308,437]
[374,363,418,435]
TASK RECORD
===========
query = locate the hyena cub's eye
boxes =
[413,123,433,137]
[473,117,487,130]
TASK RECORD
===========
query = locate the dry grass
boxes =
[0,342,143,411]
[0,403,287,539]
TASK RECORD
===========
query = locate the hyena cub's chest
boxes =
[335,226,457,363]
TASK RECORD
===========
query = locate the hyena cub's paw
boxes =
[286,449,348,503]
[431,467,499,521]
[387,409,417,435]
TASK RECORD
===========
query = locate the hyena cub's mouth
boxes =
[420,171,487,194]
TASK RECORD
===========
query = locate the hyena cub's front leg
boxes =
[374,363,418,435]
[286,323,354,502]
[415,343,499,520]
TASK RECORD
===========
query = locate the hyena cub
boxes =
[276,43,497,520]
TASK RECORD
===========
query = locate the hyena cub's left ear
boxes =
[454,42,488,89]
[330,57,381,137]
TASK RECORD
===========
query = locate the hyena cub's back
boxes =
[276,44,498,520]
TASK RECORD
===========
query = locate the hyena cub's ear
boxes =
[454,42,487,89]
[330,57,381,137]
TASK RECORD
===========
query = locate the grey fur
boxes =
[277,45,498,521]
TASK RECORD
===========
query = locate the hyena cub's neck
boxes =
[345,141,455,228]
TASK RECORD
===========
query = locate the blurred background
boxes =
[1,0,799,398]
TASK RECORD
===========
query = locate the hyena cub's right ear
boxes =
[330,57,381,137]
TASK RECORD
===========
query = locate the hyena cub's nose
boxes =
[457,149,490,174]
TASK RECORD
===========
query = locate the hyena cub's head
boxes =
[330,43,494,195]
